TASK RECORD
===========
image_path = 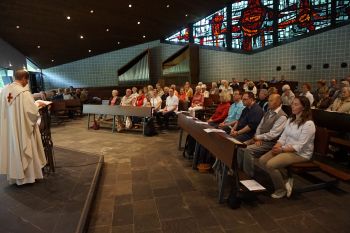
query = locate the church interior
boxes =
[1,1,350,233]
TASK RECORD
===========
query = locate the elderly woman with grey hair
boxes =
[210,82,219,95]
[201,84,209,98]
[281,84,295,106]
[327,86,350,114]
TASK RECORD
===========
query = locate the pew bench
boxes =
[286,161,339,194]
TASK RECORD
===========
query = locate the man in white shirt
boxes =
[300,83,314,105]
[155,88,178,129]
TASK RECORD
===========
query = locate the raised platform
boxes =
[0,147,103,233]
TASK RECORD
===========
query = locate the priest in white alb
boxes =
[0,69,47,185]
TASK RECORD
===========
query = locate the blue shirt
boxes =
[224,101,245,123]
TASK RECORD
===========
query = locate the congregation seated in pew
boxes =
[207,93,231,127]
[327,86,350,114]
[237,94,288,177]
[299,83,314,105]
[281,84,295,106]
[188,85,204,117]
[312,88,332,110]
[155,88,179,130]
[256,89,269,112]
[218,90,245,134]
[230,92,264,142]
[259,96,316,199]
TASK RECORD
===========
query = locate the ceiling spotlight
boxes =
[117,41,120,45]
[128,4,132,7]
[37,45,41,48]
[88,49,92,53]
[51,59,54,62]
[106,28,110,32]
[185,14,188,17]
[16,25,20,29]
[143,35,146,38]
[80,35,84,39]
[166,4,170,8]
[66,16,71,20]
[90,10,94,13]
[137,21,141,25]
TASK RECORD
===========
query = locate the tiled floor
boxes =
[0,147,101,233]
[51,118,350,233]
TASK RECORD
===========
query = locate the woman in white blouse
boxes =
[259,96,316,199]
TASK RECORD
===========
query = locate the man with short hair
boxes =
[230,78,240,91]
[257,89,269,112]
[155,88,179,129]
[230,92,264,142]
[237,94,288,176]
[0,69,47,185]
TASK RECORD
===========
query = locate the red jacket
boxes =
[136,94,145,107]
[210,102,230,123]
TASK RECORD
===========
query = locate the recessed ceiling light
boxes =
[88,49,92,53]
[16,25,20,29]
[166,4,170,8]
[117,41,120,45]
[90,10,94,13]
[143,35,146,38]
[185,14,188,17]
[106,28,110,32]
[129,4,132,7]
[80,35,84,39]
[37,45,41,48]
[137,21,141,25]
[51,59,54,62]
[66,16,71,20]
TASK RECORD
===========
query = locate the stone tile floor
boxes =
[51,118,350,233]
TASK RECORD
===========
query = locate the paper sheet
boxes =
[195,121,209,125]
[240,180,266,191]
[227,137,244,145]
[203,128,225,133]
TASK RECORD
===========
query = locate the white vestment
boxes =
[0,82,46,185]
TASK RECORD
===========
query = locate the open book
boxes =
[35,100,53,107]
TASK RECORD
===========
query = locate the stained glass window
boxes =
[165,28,190,43]
[164,0,350,52]
[193,7,227,47]
[335,0,350,22]
[232,0,274,51]
[278,0,332,42]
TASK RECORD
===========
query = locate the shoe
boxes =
[271,189,287,199]
[285,178,294,198]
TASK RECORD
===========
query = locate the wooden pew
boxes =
[51,100,68,123]
[312,109,350,151]
[83,105,153,134]
[65,99,82,117]
[177,113,247,203]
